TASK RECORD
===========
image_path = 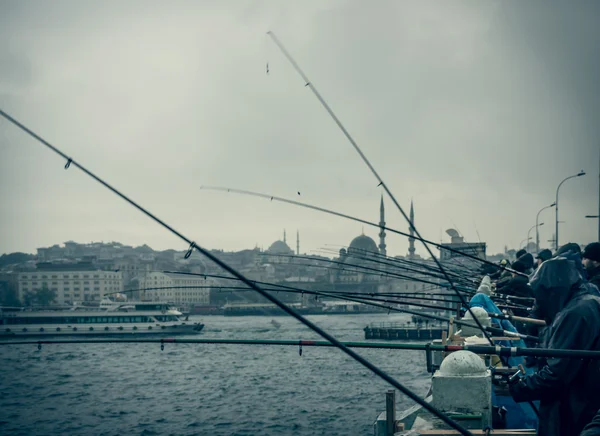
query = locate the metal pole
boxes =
[536,216,540,253]
[520,238,528,249]
[386,390,396,436]
[528,223,543,251]
[536,203,555,252]
[555,172,586,250]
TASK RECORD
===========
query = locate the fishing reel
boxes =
[491,365,524,387]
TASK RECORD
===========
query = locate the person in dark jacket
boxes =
[554,242,581,257]
[535,249,553,268]
[581,410,600,436]
[516,248,527,260]
[496,260,531,298]
[493,259,513,287]
[519,252,535,275]
[582,242,600,290]
[509,258,600,436]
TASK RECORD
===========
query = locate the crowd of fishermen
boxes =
[477,242,600,435]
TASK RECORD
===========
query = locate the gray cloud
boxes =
[1,0,598,258]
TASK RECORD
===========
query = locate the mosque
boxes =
[263,230,298,265]
[257,196,424,294]
[330,196,417,292]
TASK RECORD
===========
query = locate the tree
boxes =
[22,290,35,307]
[0,279,21,306]
[34,285,57,306]
[25,285,57,306]
[0,252,34,269]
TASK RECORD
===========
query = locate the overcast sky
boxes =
[1,0,599,259]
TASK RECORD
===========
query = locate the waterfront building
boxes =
[137,272,212,305]
[17,264,123,305]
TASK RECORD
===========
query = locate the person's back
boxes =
[581,410,600,436]
[510,258,600,435]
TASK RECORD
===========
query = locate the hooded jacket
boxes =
[519,252,535,275]
[510,258,600,436]
[581,410,600,436]
[588,264,600,290]
[496,260,531,300]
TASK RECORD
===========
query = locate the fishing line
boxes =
[0,109,473,436]
[2,339,590,359]
[161,271,536,341]
[267,31,517,357]
[201,185,522,279]
[144,270,528,312]
[260,252,456,290]
[320,244,470,280]
[311,248,453,281]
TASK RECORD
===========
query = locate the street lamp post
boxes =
[520,238,528,250]
[555,171,586,250]
[528,223,544,251]
[536,203,555,252]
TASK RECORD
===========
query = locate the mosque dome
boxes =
[348,234,378,255]
[267,240,294,255]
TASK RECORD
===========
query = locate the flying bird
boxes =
[297,191,301,196]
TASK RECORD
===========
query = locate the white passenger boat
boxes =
[0,302,204,337]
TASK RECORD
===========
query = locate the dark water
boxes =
[0,313,430,436]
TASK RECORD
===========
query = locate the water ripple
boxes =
[0,313,428,435]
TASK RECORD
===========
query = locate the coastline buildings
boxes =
[439,229,487,262]
[136,272,212,305]
[2,195,488,307]
[17,263,123,305]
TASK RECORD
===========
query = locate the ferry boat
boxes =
[0,302,204,337]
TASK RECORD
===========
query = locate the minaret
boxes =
[408,199,416,259]
[284,229,287,243]
[296,230,300,255]
[378,195,387,256]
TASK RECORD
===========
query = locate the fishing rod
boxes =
[269,30,532,367]
[317,245,468,280]
[0,110,474,436]
[106,270,455,314]
[166,271,536,342]
[274,256,453,291]
[202,185,522,279]
[5,338,581,358]
[261,254,531,308]
[258,257,410,283]
[164,270,456,314]
[340,293,539,332]
[312,247,462,283]
[157,264,530,315]
[259,252,461,292]
[486,312,545,327]
[442,258,485,280]
[101,279,534,333]
[310,249,532,308]
[99,280,486,318]
[103,282,454,319]
[151,269,528,313]
[319,244,477,284]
